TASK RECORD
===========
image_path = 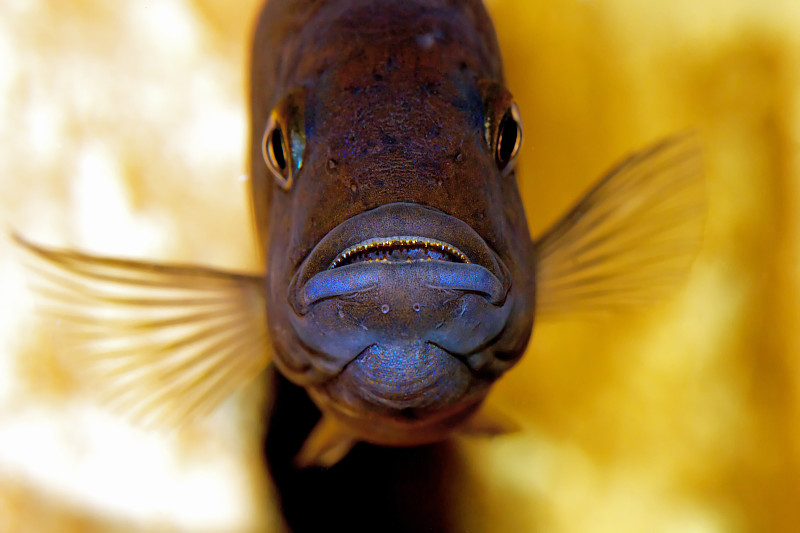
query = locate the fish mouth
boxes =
[328,236,470,269]
[284,203,514,384]
[289,203,510,315]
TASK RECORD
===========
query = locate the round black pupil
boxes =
[497,112,518,166]
[271,127,287,171]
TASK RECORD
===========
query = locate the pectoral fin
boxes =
[14,234,270,428]
[295,416,357,468]
[534,134,705,316]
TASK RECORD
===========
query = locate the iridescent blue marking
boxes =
[297,260,504,313]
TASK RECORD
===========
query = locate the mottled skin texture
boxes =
[250,0,535,445]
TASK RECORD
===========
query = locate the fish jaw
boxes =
[285,203,515,376]
[273,203,528,444]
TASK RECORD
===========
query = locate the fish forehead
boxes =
[275,0,503,92]
[306,69,484,182]
[295,0,501,162]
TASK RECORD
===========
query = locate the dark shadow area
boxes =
[263,367,469,533]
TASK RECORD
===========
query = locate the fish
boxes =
[14,0,704,467]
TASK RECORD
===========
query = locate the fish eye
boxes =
[261,88,306,190]
[495,102,523,173]
[479,80,523,177]
[261,120,291,184]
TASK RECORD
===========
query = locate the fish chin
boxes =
[309,341,491,446]
[335,342,471,410]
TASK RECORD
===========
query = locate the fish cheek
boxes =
[497,175,537,349]
[263,189,319,382]
[265,165,362,383]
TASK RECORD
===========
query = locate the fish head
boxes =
[254,25,535,444]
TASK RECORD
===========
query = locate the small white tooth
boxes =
[329,235,470,268]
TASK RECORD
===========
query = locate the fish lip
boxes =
[296,260,505,313]
[288,202,510,314]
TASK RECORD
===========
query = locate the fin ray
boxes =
[534,134,705,316]
[14,234,271,428]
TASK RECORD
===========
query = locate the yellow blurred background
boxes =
[0,0,798,531]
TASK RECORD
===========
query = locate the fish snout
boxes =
[276,202,521,434]
[283,203,516,375]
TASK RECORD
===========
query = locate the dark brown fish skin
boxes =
[250,0,535,445]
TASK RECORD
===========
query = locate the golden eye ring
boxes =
[261,88,307,191]
[262,113,293,190]
[495,101,523,174]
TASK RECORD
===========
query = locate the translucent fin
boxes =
[534,134,705,316]
[295,416,357,468]
[13,234,270,429]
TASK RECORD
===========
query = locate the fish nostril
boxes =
[380,304,390,314]
[413,303,421,312]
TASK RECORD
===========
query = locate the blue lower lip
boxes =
[295,260,505,314]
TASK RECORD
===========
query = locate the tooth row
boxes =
[329,236,470,269]
[361,257,444,262]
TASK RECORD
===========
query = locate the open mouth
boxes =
[289,203,511,315]
[329,236,470,269]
